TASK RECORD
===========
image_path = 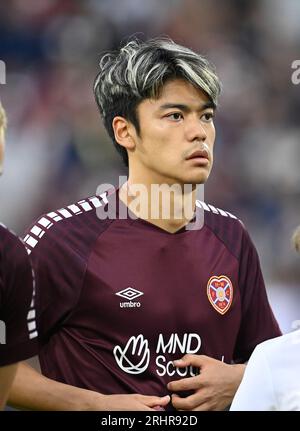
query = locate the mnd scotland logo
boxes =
[114,333,203,377]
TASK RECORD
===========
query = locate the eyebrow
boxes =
[158,101,216,112]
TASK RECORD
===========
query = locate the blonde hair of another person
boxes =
[292,226,300,253]
[0,102,7,130]
[0,101,6,174]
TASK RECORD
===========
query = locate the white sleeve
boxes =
[230,344,277,411]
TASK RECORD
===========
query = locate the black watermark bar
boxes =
[0,411,294,430]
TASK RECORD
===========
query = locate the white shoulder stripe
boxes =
[24,235,38,248]
[24,193,107,254]
[196,200,238,220]
[29,331,38,339]
[197,200,210,211]
[24,193,108,340]
[27,267,38,340]
[68,204,82,214]
[208,204,219,214]
[27,309,36,320]
[28,321,36,331]
[225,211,237,219]
[38,217,52,228]
[217,208,229,217]
[99,192,109,204]
[31,225,43,237]
[48,212,63,222]
[89,197,102,208]
[58,208,73,218]
[78,200,93,211]
[0,223,38,340]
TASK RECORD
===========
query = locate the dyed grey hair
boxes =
[94,37,221,166]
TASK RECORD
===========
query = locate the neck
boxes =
[119,173,198,233]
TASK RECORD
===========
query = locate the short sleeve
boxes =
[23,216,87,344]
[0,228,38,366]
[233,228,281,362]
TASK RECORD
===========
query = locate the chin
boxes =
[180,172,210,186]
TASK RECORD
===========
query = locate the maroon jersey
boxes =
[0,224,38,366]
[24,189,280,398]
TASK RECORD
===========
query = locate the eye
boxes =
[201,111,215,123]
[166,112,183,121]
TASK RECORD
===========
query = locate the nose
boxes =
[185,117,207,142]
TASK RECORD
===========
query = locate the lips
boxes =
[186,149,209,161]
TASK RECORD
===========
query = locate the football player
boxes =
[10,38,280,411]
[230,227,300,411]
[0,101,38,409]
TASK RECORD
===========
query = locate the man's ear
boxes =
[112,116,136,151]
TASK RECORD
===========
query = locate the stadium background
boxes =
[0,0,299,335]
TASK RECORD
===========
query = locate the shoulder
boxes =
[23,192,113,256]
[0,222,29,264]
[0,222,18,246]
[255,330,300,357]
[199,200,249,259]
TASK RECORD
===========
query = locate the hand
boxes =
[167,355,245,411]
[114,334,150,374]
[94,394,170,411]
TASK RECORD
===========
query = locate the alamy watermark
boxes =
[0,319,6,344]
[96,176,205,231]
[0,60,6,84]
[291,60,300,85]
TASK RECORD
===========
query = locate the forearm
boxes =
[0,363,18,410]
[8,362,104,411]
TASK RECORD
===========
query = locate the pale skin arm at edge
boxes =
[0,363,18,410]
[8,362,171,411]
[8,361,103,411]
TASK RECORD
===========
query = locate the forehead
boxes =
[159,79,210,103]
[140,78,211,113]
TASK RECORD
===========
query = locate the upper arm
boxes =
[24,219,87,343]
[0,363,18,409]
[0,231,38,366]
[233,228,281,362]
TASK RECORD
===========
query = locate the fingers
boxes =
[167,375,202,392]
[153,405,166,411]
[171,393,209,411]
[141,394,170,407]
[167,355,206,392]
[173,354,209,368]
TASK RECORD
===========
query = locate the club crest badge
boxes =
[207,275,233,315]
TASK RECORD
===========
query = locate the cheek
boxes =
[207,125,216,151]
[209,123,216,139]
[143,127,175,157]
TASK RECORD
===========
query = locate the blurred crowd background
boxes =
[0,0,299,332]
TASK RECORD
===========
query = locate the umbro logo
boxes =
[115,287,143,308]
[116,287,144,301]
